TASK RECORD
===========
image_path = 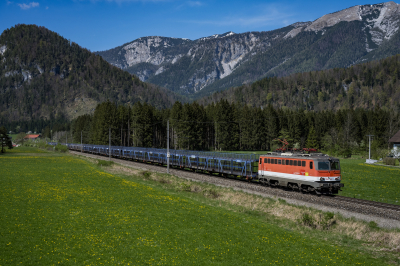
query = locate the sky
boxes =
[0,0,393,51]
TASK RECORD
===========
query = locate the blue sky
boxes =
[0,0,390,51]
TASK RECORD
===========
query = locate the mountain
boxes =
[0,24,182,124]
[96,1,400,99]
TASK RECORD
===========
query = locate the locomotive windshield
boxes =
[316,160,340,170]
[330,161,340,170]
[317,161,330,170]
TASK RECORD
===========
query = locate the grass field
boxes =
[0,148,388,265]
[339,159,400,205]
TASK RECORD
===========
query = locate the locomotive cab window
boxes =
[330,161,340,170]
[275,159,278,164]
[264,158,267,164]
[302,161,306,167]
[268,158,270,164]
[289,160,293,165]
[294,161,297,166]
[310,161,313,169]
[286,160,290,165]
[318,162,330,170]
[278,159,281,164]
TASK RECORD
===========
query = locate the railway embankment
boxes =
[70,151,400,230]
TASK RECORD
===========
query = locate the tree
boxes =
[0,126,13,153]
[15,132,27,145]
[306,126,319,149]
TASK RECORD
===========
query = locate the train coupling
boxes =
[322,183,344,188]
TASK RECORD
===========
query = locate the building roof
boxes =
[24,134,41,139]
[389,130,400,143]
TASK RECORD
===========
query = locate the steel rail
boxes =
[331,195,400,212]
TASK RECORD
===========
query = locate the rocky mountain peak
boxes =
[284,1,400,38]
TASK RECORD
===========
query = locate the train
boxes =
[65,143,344,195]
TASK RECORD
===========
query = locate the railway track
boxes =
[332,195,400,212]
[69,150,400,222]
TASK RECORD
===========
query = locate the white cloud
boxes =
[184,4,295,28]
[86,0,169,2]
[187,1,202,7]
[18,2,40,10]
[7,1,13,5]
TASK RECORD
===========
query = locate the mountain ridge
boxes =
[96,1,400,99]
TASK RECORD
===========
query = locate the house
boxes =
[389,130,400,149]
[24,134,41,140]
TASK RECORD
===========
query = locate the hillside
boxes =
[97,1,400,99]
[0,24,182,124]
[198,53,400,112]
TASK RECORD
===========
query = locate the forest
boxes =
[199,53,400,112]
[62,100,400,159]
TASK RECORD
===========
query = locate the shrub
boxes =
[54,144,68,153]
[368,221,379,230]
[300,213,315,228]
[141,171,151,179]
[203,189,219,199]
[319,212,336,230]
[98,160,113,166]
[180,183,192,192]
[383,157,396,166]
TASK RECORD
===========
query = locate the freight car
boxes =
[64,143,343,195]
[67,143,258,178]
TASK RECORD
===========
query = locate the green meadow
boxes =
[0,148,388,265]
[339,159,400,205]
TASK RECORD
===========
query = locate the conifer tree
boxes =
[306,126,319,149]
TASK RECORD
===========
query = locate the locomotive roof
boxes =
[261,152,338,161]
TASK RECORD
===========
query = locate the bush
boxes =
[299,212,336,230]
[372,147,389,160]
[368,221,379,230]
[141,171,151,179]
[180,182,192,192]
[98,160,113,166]
[340,148,352,158]
[300,213,316,228]
[383,157,396,166]
[54,144,68,153]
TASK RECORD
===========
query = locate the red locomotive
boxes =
[258,152,343,194]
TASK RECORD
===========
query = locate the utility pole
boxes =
[66,132,67,145]
[128,119,130,147]
[167,120,170,174]
[81,130,83,152]
[367,134,374,160]
[109,127,111,161]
